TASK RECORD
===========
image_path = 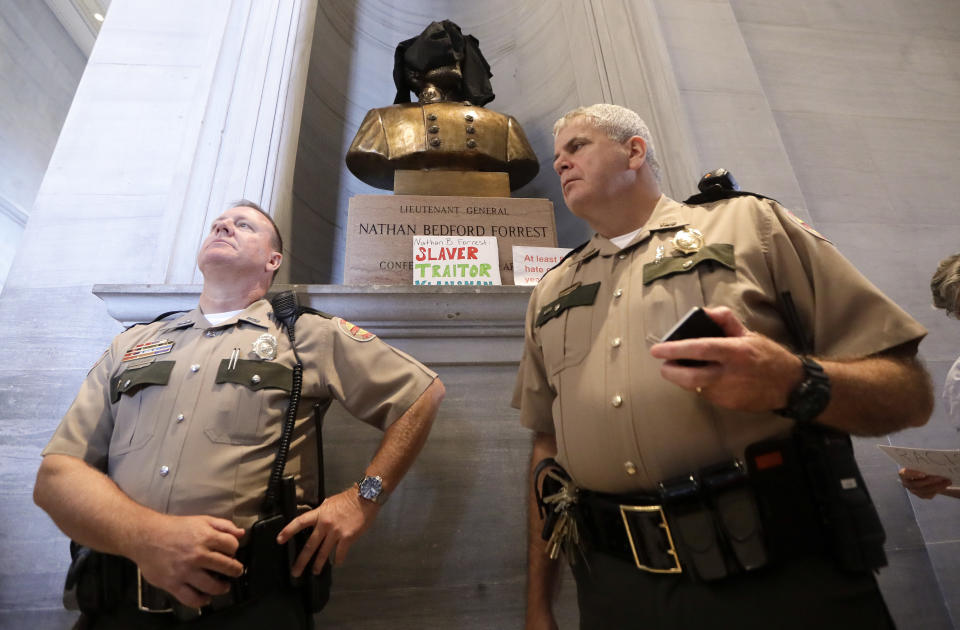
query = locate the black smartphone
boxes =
[661,306,726,366]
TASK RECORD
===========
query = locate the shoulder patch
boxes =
[336,317,376,342]
[784,209,830,242]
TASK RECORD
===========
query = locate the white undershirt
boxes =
[609,227,643,250]
[204,309,243,326]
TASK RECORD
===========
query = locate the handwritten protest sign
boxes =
[878,445,960,480]
[511,246,573,286]
[412,235,502,286]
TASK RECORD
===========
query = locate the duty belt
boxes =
[579,492,682,574]
[538,459,784,582]
[67,543,294,621]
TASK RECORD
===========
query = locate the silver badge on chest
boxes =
[251,333,278,360]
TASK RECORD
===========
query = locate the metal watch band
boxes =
[357,474,384,504]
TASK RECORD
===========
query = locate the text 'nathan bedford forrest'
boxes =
[358,223,549,238]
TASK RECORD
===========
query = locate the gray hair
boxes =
[931,253,960,317]
[553,104,662,182]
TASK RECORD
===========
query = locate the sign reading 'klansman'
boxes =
[345,195,557,285]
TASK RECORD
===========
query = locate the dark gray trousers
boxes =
[571,551,894,630]
[80,589,311,630]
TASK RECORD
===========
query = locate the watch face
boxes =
[359,476,382,500]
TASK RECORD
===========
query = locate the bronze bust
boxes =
[346,20,539,192]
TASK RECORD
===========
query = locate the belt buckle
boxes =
[136,567,174,614]
[618,503,682,574]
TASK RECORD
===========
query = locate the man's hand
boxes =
[899,467,953,499]
[276,488,379,577]
[650,306,802,412]
[132,514,245,609]
[649,306,933,436]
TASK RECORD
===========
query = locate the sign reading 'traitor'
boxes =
[412,236,502,286]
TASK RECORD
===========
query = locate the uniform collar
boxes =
[235,299,272,329]
[580,195,687,258]
[158,299,273,332]
[158,309,202,332]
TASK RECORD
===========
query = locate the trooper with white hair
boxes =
[515,103,933,629]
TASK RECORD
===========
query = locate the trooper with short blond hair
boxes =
[35,201,444,629]
[515,104,932,629]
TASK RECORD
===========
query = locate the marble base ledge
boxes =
[92,284,534,365]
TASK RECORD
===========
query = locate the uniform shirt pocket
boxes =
[205,359,293,445]
[110,361,175,454]
[642,245,736,342]
[536,282,599,376]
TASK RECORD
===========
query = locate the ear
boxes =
[626,136,647,171]
[266,251,282,272]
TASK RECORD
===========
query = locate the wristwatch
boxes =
[357,474,384,504]
[775,355,831,424]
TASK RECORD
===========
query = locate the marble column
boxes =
[0,0,317,618]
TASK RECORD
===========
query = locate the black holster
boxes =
[796,426,887,571]
[242,514,331,613]
[249,475,331,613]
[63,542,123,615]
[746,425,887,573]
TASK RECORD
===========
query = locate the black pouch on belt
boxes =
[659,474,728,581]
[700,461,768,572]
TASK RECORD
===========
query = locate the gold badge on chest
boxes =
[671,227,704,254]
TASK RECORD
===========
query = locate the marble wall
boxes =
[0,0,85,290]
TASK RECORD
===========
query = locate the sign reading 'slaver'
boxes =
[345,195,557,285]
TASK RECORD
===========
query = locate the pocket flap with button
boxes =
[111,361,175,403]
[643,244,735,285]
[215,359,292,392]
[535,282,601,328]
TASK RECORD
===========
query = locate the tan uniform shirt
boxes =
[512,195,926,494]
[44,299,437,529]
